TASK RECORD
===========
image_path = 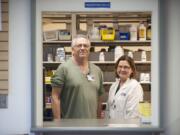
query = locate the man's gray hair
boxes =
[71,34,91,47]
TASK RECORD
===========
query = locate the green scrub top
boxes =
[51,58,104,118]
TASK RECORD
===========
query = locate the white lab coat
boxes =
[107,78,143,119]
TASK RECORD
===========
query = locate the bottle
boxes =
[146,23,151,40]
[91,27,101,40]
[128,51,133,58]
[145,73,150,83]
[138,22,146,41]
[130,24,137,41]
[99,52,105,61]
[115,46,124,61]
[140,73,145,83]
[56,47,65,62]
[138,101,152,124]
[47,53,53,62]
[141,51,147,62]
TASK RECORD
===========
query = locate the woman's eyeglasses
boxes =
[118,65,131,70]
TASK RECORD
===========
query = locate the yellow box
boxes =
[45,77,51,84]
[138,102,151,117]
[101,29,115,41]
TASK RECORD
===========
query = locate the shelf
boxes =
[103,82,113,85]
[45,81,151,85]
[43,41,71,44]
[103,82,151,85]
[43,61,151,65]
[45,103,52,109]
[91,40,151,43]
[43,40,151,47]
[140,82,151,85]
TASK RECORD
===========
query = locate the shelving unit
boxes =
[42,11,152,121]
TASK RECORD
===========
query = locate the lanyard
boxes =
[114,83,120,95]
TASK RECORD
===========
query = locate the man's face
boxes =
[72,38,90,59]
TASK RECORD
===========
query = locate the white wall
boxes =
[160,0,180,135]
[0,0,180,134]
[0,0,31,134]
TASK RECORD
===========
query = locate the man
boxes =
[51,34,104,120]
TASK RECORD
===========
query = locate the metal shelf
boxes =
[43,40,151,47]
[43,61,151,65]
[103,81,151,85]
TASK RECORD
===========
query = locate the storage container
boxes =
[43,30,59,41]
[101,28,115,41]
[118,25,130,40]
[59,30,71,40]
[103,71,116,82]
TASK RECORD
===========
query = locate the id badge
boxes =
[87,74,95,81]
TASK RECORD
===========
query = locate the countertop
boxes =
[31,119,163,135]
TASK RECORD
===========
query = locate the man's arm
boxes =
[97,95,104,118]
[51,86,61,120]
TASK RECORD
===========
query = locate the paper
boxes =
[107,124,138,127]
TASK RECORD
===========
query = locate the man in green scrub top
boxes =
[51,34,104,120]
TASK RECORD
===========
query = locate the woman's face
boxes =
[116,60,133,81]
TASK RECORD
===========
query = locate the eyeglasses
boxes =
[75,44,90,49]
[118,65,131,70]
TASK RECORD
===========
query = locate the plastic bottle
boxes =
[139,22,146,41]
[91,27,101,40]
[47,53,53,62]
[56,47,65,62]
[130,24,137,41]
[115,46,124,61]
[99,52,105,61]
[146,23,151,40]
[128,51,133,58]
[141,51,147,62]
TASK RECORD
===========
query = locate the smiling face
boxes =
[72,37,90,60]
[116,60,133,81]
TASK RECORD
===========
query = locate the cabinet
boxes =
[42,12,151,121]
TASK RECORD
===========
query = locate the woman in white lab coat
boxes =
[108,55,143,119]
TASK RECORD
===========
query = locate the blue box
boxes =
[119,32,130,40]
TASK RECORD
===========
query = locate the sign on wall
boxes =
[84,0,111,8]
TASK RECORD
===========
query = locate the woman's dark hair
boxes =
[115,55,136,78]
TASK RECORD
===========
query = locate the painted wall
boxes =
[0,0,31,134]
[0,0,180,135]
[160,0,180,135]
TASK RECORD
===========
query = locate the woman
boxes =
[107,55,143,119]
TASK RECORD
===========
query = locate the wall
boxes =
[0,0,31,134]
[0,0,9,95]
[160,0,180,135]
[0,0,180,134]
[35,0,159,126]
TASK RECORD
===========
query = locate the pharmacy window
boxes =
[32,0,160,131]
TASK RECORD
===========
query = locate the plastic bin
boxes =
[89,52,100,61]
[43,30,59,41]
[119,32,130,40]
[103,71,116,82]
[104,52,114,61]
[101,28,115,41]
[59,30,71,40]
